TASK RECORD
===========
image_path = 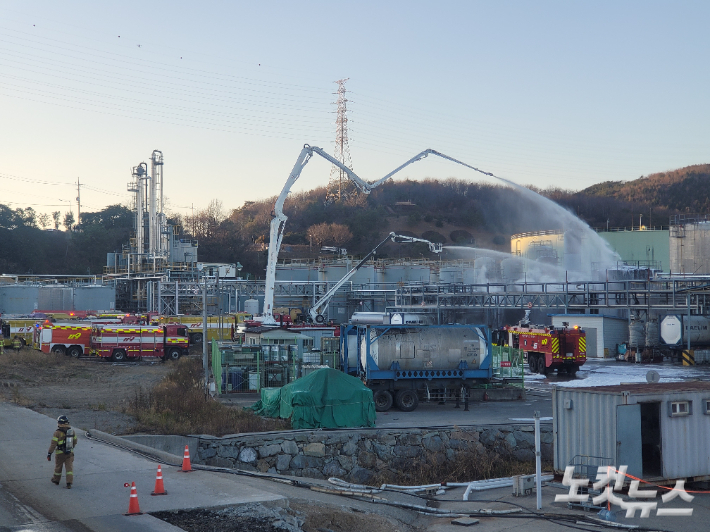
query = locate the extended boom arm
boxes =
[307,232,442,324]
[261,145,481,325]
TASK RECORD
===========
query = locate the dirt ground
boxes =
[0,345,175,433]
[152,501,415,532]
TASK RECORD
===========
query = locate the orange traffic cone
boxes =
[151,465,167,495]
[125,482,142,515]
[179,445,193,472]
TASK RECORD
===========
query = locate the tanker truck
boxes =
[660,315,710,348]
[340,322,492,412]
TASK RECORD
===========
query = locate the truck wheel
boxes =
[373,390,393,412]
[51,345,66,356]
[68,345,82,358]
[190,333,203,344]
[528,355,537,373]
[395,389,419,412]
[167,347,181,361]
[568,366,579,376]
[112,349,127,362]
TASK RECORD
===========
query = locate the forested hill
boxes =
[580,164,710,213]
[1,163,708,276]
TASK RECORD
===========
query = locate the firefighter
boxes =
[12,336,21,352]
[47,415,78,488]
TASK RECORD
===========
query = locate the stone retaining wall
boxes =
[195,424,553,483]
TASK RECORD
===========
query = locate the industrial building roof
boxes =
[564,380,710,395]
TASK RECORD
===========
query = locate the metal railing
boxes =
[214,342,336,394]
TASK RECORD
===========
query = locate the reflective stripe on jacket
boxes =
[48,425,78,454]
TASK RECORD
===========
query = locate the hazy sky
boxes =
[1,1,708,222]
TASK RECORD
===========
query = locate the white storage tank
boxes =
[659,314,710,346]
[244,299,260,316]
[361,326,486,372]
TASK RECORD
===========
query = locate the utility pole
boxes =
[203,272,209,394]
[76,178,81,226]
[326,78,354,203]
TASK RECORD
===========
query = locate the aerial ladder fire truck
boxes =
[305,232,442,324]
[261,144,497,325]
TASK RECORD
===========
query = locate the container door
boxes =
[616,404,642,478]
[585,328,597,358]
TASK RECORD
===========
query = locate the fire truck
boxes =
[1,317,45,347]
[35,322,92,357]
[154,313,251,344]
[504,318,586,375]
[91,324,189,361]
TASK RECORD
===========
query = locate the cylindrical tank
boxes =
[474,257,497,283]
[501,258,524,282]
[362,326,485,372]
[438,267,460,284]
[244,299,260,316]
[350,312,388,325]
[645,318,659,347]
[629,318,645,348]
[462,267,477,285]
[660,315,710,346]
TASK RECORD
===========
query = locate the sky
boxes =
[1,1,709,223]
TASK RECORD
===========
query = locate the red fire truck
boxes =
[36,322,92,357]
[91,324,189,361]
[505,320,586,375]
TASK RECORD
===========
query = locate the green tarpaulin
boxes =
[248,368,376,429]
[248,387,282,418]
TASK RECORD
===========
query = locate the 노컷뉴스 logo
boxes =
[555,466,693,517]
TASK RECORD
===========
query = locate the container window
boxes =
[705,399,710,415]
[668,400,692,417]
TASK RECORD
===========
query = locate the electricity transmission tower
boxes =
[326,78,355,203]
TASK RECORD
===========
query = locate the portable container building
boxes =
[553,382,710,482]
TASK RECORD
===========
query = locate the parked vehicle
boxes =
[340,323,492,412]
[91,324,189,361]
[504,319,586,375]
[35,322,92,357]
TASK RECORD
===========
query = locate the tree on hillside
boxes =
[307,222,353,247]
[38,213,50,229]
[63,211,75,232]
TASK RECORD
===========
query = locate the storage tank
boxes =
[350,312,389,325]
[629,317,645,349]
[473,257,497,283]
[244,299,260,316]
[645,318,660,347]
[501,258,524,282]
[361,326,486,372]
[350,312,431,326]
[460,267,475,285]
[438,266,460,284]
[660,315,710,346]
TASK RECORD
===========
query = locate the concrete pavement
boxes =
[4,399,710,532]
[0,402,283,531]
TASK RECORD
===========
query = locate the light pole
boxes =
[199,264,209,394]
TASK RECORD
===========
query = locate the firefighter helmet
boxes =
[57,415,69,424]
